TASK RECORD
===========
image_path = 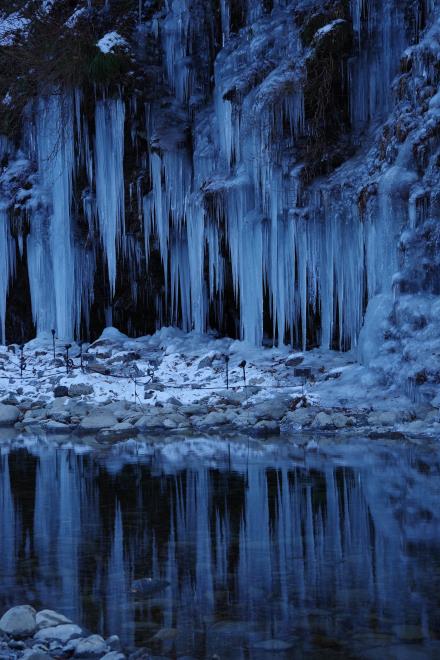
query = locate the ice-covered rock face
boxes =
[0,1,438,384]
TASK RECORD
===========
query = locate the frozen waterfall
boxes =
[0,0,432,347]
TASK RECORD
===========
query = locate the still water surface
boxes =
[1,435,440,659]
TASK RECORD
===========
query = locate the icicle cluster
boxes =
[0,0,434,346]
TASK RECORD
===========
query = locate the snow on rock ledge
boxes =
[96,32,128,54]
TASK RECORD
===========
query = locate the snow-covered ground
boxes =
[0,326,438,439]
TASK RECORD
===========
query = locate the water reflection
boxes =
[1,436,440,658]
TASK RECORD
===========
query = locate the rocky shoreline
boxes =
[0,606,125,660]
[0,391,436,443]
[0,327,437,442]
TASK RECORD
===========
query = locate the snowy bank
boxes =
[0,328,437,441]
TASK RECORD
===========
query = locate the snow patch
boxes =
[96,32,128,54]
[0,12,30,46]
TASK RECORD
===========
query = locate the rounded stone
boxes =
[35,609,72,630]
[34,624,82,644]
[74,634,108,657]
[0,403,20,426]
[0,605,37,638]
[78,412,118,432]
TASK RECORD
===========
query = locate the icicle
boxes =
[220,0,230,43]
[95,98,126,298]
[349,0,408,129]
[0,208,14,344]
[162,0,193,104]
[186,197,205,333]
[27,209,56,335]
[31,93,76,340]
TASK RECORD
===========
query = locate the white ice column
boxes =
[34,94,76,339]
[0,208,14,343]
[95,98,126,297]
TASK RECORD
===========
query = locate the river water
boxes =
[1,435,440,659]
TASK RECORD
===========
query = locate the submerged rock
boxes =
[152,627,177,641]
[252,639,294,651]
[131,578,170,597]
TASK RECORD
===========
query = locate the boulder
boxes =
[34,624,82,644]
[68,383,94,397]
[285,354,304,367]
[47,396,70,411]
[200,411,229,426]
[215,390,247,406]
[312,412,333,429]
[23,409,46,423]
[234,411,258,427]
[367,410,398,426]
[86,363,109,375]
[181,404,206,415]
[134,415,151,430]
[197,357,212,370]
[105,635,121,652]
[35,610,72,630]
[74,634,108,657]
[378,411,398,426]
[332,412,351,429]
[78,412,118,433]
[0,605,36,637]
[0,403,20,426]
[49,411,70,424]
[254,420,280,436]
[53,385,69,398]
[145,383,164,392]
[165,396,182,407]
[2,394,19,405]
[101,654,125,660]
[251,399,289,421]
[282,407,314,429]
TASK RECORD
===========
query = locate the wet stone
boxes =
[0,606,36,638]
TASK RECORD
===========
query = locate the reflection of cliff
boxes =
[0,439,439,656]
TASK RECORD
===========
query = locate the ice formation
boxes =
[95,98,126,296]
[0,0,438,388]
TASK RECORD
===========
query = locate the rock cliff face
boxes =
[0,0,439,396]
